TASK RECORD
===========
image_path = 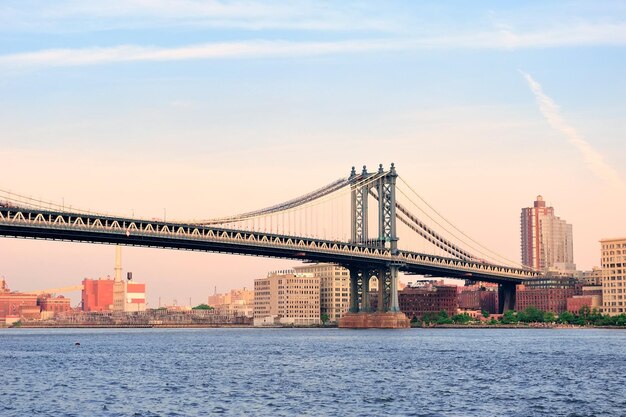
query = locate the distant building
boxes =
[0,279,39,325]
[601,237,626,316]
[581,267,603,286]
[208,288,254,318]
[399,281,458,320]
[521,195,575,272]
[82,278,114,312]
[82,278,146,312]
[515,277,582,313]
[293,263,349,323]
[567,286,602,313]
[457,284,498,314]
[37,294,71,314]
[253,270,320,326]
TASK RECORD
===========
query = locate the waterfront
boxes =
[1,329,625,416]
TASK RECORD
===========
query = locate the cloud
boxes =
[0,39,406,68]
[520,70,624,189]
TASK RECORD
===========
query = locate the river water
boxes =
[1,328,624,416]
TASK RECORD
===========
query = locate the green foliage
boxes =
[192,304,214,310]
[557,311,575,324]
[500,310,518,324]
[481,310,490,318]
[436,310,454,325]
[488,318,498,325]
[320,314,330,325]
[451,313,473,324]
[11,320,22,328]
[543,311,556,323]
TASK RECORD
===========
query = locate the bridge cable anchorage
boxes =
[396,176,526,268]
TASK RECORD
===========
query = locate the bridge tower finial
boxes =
[361,165,368,175]
[350,166,356,178]
[378,164,384,173]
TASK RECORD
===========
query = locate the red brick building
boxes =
[82,278,114,312]
[515,278,582,313]
[0,279,39,323]
[38,294,72,313]
[458,285,498,314]
[399,282,458,320]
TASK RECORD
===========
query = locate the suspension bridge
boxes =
[0,164,537,327]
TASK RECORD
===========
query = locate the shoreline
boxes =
[3,324,626,330]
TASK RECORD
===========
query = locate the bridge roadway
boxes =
[0,206,537,285]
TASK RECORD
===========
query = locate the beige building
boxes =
[253,270,320,326]
[208,288,254,318]
[601,237,626,315]
[582,267,603,286]
[294,263,349,323]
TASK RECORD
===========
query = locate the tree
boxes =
[558,311,575,324]
[543,311,556,323]
[523,306,544,323]
[481,310,490,318]
[320,314,330,325]
[500,310,518,324]
[488,317,498,325]
[436,310,453,325]
[452,313,473,325]
[192,304,214,310]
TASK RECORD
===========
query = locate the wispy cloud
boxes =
[3,21,626,70]
[0,0,394,33]
[0,39,404,68]
[520,70,624,189]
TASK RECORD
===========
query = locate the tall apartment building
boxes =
[293,263,349,322]
[521,195,575,272]
[601,237,626,315]
[253,270,320,326]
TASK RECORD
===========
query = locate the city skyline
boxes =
[2,1,626,305]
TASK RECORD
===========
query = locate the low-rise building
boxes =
[254,270,320,326]
[399,281,458,320]
[37,294,72,314]
[209,288,254,319]
[457,284,498,314]
[0,279,39,325]
[515,277,582,313]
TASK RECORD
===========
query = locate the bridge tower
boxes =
[341,163,409,328]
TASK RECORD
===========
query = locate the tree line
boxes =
[412,306,626,327]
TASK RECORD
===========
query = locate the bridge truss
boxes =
[0,164,537,314]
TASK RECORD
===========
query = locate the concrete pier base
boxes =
[338,312,410,329]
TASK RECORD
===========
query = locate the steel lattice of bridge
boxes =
[0,164,537,317]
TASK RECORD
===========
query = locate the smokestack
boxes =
[114,246,122,282]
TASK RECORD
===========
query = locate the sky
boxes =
[1,1,625,306]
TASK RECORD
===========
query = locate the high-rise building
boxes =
[253,270,320,326]
[293,263,349,322]
[520,195,575,272]
[600,237,626,316]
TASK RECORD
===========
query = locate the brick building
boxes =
[0,279,39,324]
[37,294,72,313]
[82,278,114,312]
[457,285,498,314]
[399,281,458,320]
[515,277,582,313]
